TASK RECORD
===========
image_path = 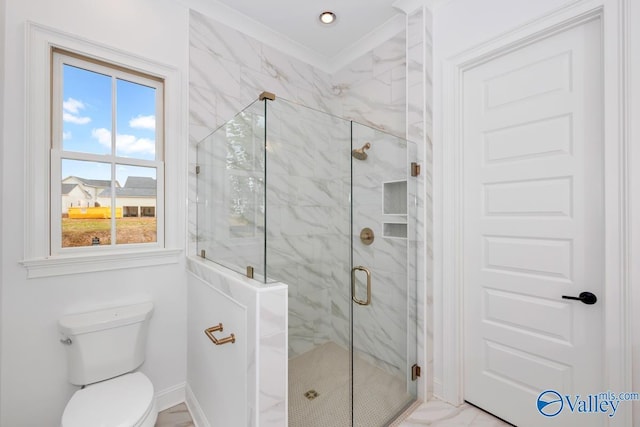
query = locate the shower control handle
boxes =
[352,266,372,306]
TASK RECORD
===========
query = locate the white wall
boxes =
[434,0,579,56]
[1,0,189,425]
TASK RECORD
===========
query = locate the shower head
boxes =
[352,142,371,160]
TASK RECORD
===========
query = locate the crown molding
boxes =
[325,14,406,74]
[180,0,332,71]
[393,0,451,14]
[181,0,407,75]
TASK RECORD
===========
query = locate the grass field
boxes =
[62,217,157,247]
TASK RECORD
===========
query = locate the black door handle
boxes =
[562,291,597,305]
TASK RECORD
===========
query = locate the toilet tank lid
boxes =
[59,302,154,335]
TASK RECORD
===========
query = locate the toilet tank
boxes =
[59,302,154,385]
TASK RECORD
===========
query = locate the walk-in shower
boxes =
[195,93,419,426]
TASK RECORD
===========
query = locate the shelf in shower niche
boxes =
[382,222,407,239]
[382,180,407,215]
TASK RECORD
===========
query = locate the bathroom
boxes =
[1,0,638,426]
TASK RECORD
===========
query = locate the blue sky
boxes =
[61,64,157,185]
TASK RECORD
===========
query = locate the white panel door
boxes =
[463,18,603,427]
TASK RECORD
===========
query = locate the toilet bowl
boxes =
[61,372,157,427]
[58,302,157,427]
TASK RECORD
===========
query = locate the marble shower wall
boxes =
[265,99,352,357]
[189,8,427,386]
[189,8,335,260]
[189,9,352,358]
[350,124,412,379]
[405,6,434,399]
[330,29,418,380]
[332,31,407,139]
[189,10,334,140]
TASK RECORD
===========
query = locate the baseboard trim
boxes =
[156,382,186,412]
[185,384,211,427]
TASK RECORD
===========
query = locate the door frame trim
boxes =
[434,0,631,425]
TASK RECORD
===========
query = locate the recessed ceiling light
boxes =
[319,11,336,25]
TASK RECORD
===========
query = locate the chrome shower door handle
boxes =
[352,265,372,306]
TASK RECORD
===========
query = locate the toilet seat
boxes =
[61,372,157,427]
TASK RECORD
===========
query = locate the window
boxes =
[23,23,182,278]
[51,50,164,253]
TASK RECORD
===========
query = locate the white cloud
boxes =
[91,127,155,156]
[129,115,156,130]
[92,128,111,147]
[63,131,72,140]
[63,98,84,114]
[63,112,91,125]
[63,97,91,125]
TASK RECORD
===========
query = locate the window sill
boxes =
[21,248,183,279]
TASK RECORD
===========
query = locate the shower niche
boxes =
[382,180,408,239]
[191,94,419,427]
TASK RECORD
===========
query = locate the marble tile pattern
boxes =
[406,6,434,400]
[188,9,334,262]
[332,31,407,139]
[188,4,431,417]
[398,400,513,427]
[264,99,352,358]
[156,399,512,427]
[351,124,412,379]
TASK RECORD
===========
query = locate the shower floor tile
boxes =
[289,341,413,427]
[156,377,510,427]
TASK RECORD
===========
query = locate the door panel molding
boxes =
[434,1,631,425]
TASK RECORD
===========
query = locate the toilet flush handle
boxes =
[60,337,72,345]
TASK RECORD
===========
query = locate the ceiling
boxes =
[211,0,405,58]
[184,0,435,71]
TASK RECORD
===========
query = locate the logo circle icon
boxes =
[537,390,563,417]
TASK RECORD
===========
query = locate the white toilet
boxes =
[58,302,158,427]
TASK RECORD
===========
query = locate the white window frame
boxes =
[22,22,183,278]
[51,50,165,254]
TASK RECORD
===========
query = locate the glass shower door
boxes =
[264,99,354,426]
[350,123,418,426]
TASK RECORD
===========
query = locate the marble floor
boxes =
[398,400,513,427]
[156,399,512,426]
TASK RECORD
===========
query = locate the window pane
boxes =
[61,159,113,247]
[115,165,157,244]
[116,79,157,160]
[62,64,112,155]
